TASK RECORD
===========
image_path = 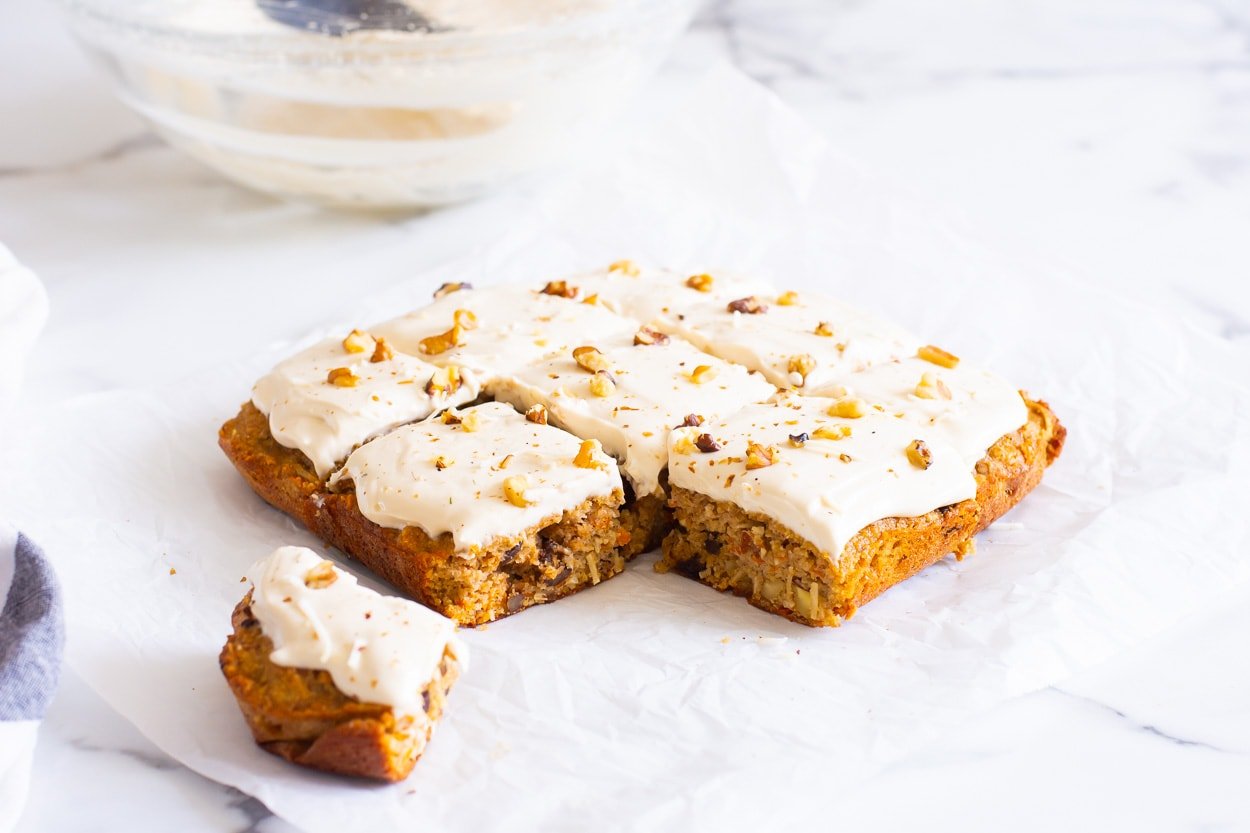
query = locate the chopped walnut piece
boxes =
[418,324,463,356]
[608,260,640,277]
[788,432,809,448]
[460,408,481,432]
[572,345,611,373]
[906,439,933,469]
[787,354,816,386]
[433,281,471,299]
[838,453,853,463]
[744,441,778,470]
[727,296,768,315]
[677,413,704,428]
[685,273,714,292]
[589,370,616,397]
[688,364,717,384]
[914,372,953,400]
[633,326,670,346]
[827,397,867,418]
[434,455,452,471]
[525,404,548,425]
[672,429,698,455]
[326,367,359,387]
[453,308,479,330]
[502,476,532,507]
[573,439,608,469]
[695,433,721,453]
[814,321,835,337]
[304,561,338,589]
[369,337,394,363]
[425,366,463,396]
[342,329,372,354]
[440,410,463,425]
[776,290,800,306]
[917,344,960,369]
[540,280,578,298]
[812,424,852,441]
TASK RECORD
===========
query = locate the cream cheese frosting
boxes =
[252,331,481,479]
[489,336,777,497]
[373,285,638,381]
[247,546,463,718]
[667,396,977,560]
[328,402,622,550]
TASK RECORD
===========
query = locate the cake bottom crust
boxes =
[219,597,461,782]
[658,397,1066,627]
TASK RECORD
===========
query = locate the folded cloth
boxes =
[0,525,62,833]
[0,246,55,833]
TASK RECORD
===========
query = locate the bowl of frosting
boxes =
[56,0,699,208]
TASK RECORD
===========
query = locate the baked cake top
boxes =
[491,335,777,497]
[328,402,623,550]
[372,285,638,380]
[252,331,481,479]
[247,546,463,717]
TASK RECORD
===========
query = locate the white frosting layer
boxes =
[252,332,481,479]
[490,337,777,497]
[373,286,637,380]
[667,396,978,560]
[329,402,622,550]
[808,356,1028,465]
[543,265,771,326]
[247,546,463,717]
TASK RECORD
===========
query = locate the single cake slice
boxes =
[659,388,1065,626]
[323,402,629,625]
[249,327,481,479]
[372,284,638,381]
[489,331,778,555]
[220,546,466,782]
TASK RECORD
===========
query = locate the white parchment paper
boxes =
[4,68,1249,832]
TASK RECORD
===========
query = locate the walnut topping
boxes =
[440,410,462,425]
[425,366,463,396]
[633,326,670,346]
[688,364,717,384]
[433,281,471,299]
[787,353,816,386]
[672,429,698,455]
[914,371,953,400]
[369,337,394,363]
[453,308,479,330]
[745,441,778,470]
[695,433,721,453]
[434,455,453,471]
[327,367,359,387]
[814,321,834,337]
[418,324,463,356]
[582,293,601,306]
[304,561,338,589]
[906,439,933,469]
[609,259,640,276]
[573,439,608,469]
[788,432,810,448]
[917,344,960,369]
[827,397,867,418]
[812,424,852,441]
[540,280,577,298]
[677,413,704,428]
[502,476,532,507]
[589,370,616,397]
[727,296,768,315]
[572,345,610,373]
[525,404,549,425]
[838,453,853,463]
[685,273,714,292]
[342,329,372,354]
[776,290,800,306]
[460,408,481,432]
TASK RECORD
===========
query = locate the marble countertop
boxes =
[3,0,1249,830]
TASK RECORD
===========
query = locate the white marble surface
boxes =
[3,0,1249,830]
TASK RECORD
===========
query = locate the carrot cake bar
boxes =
[321,402,629,625]
[220,546,465,782]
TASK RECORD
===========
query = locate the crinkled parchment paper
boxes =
[3,68,1248,833]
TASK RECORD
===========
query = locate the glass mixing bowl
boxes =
[55,0,699,208]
